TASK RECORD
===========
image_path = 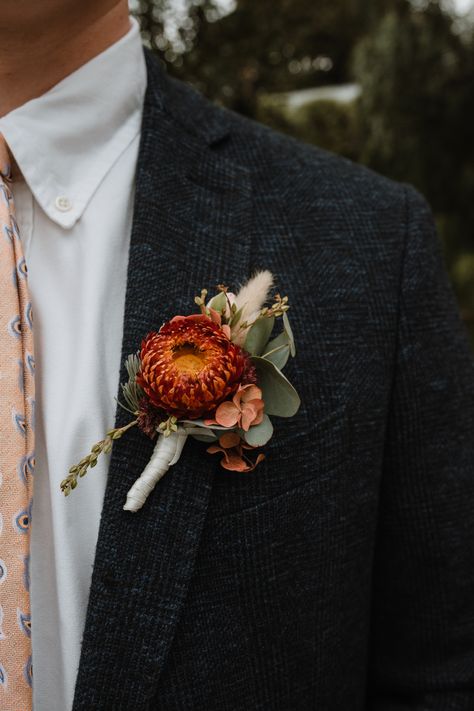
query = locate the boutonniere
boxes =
[61,271,300,512]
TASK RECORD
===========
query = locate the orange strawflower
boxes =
[137,315,249,419]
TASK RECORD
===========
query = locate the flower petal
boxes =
[251,410,264,426]
[208,308,222,325]
[232,388,243,408]
[240,384,262,403]
[247,398,265,425]
[221,453,251,472]
[214,401,241,428]
[241,403,258,431]
[207,444,230,463]
[253,453,266,468]
[219,432,241,449]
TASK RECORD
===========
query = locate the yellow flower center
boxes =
[172,345,207,375]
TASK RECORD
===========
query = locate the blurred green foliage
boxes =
[354,2,474,345]
[132,0,403,112]
[257,96,361,162]
[132,0,474,346]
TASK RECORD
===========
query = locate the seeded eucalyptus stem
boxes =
[60,419,138,496]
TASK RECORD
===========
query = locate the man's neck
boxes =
[0,2,131,118]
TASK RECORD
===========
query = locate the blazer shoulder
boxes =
[147,54,423,236]
[222,104,407,210]
[157,67,408,215]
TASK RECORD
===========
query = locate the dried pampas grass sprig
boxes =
[234,270,273,334]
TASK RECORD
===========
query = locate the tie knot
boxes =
[0,133,13,181]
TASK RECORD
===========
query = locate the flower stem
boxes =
[60,419,138,496]
[123,428,188,512]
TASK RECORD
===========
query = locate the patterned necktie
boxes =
[0,133,35,708]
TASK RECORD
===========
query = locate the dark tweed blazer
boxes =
[72,48,474,710]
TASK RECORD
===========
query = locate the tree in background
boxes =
[354,2,473,215]
[132,0,404,114]
[354,1,474,334]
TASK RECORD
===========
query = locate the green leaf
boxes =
[244,316,275,356]
[262,331,290,370]
[229,305,244,329]
[252,356,300,417]
[182,419,230,431]
[283,312,296,357]
[121,351,145,412]
[242,414,274,447]
[207,291,227,313]
[191,432,219,443]
[124,351,141,380]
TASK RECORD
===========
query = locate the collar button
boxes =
[55,195,72,212]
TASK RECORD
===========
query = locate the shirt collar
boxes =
[0,16,147,229]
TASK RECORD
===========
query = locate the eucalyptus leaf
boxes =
[283,312,296,357]
[253,356,300,417]
[229,305,244,328]
[262,331,290,370]
[190,432,219,443]
[181,419,230,431]
[244,316,275,356]
[207,291,227,313]
[243,414,274,447]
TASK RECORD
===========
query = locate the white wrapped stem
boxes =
[123,428,188,512]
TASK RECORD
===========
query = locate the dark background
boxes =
[131,0,474,347]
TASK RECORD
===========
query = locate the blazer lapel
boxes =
[73,50,252,709]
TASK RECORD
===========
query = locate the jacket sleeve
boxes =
[367,186,474,709]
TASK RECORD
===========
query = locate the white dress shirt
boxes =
[0,17,147,711]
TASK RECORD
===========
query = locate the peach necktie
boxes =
[0,133,35,708]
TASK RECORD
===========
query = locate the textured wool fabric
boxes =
[0,134,35,706]
[72,50,474,710]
